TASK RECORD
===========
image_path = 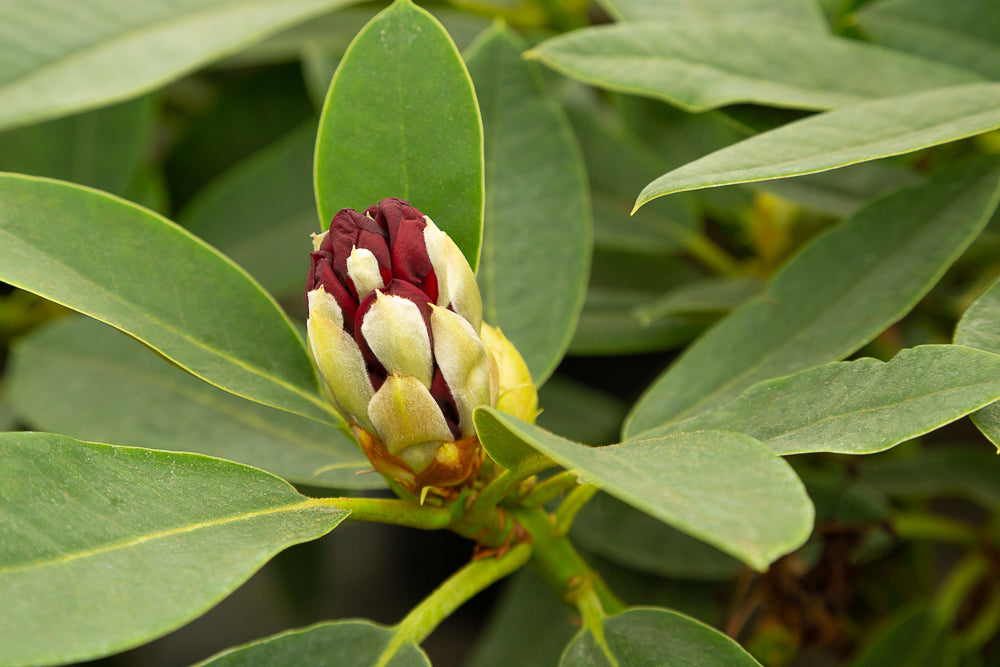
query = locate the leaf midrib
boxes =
[24,342,348,456]
[0,226,334,420]
[1,498,337,574]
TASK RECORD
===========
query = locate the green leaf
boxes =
[635,83,1000,208]
[0,0,361,132]
[651,345,1000,455]
[570,288,707,355]
[634,277,761,322]
[6,316,379,489]
[0,433,347,666]
[475,408,813,570]
[0,95,154,195]
[0,173,339,427]
[465,25,591,384]
[194,621,429,667]
[561,608,761,667]
[860,446,1000,510]
[314,0,484,269]
[180,122,318,299]
[598,0,828,32]
[625,159,1000,437]
[572,493,741,580]
[953,276,1000,449]
[294,7,493,104]
[467,570,576,667]
[856,0,1000,80]
[529,21,977,114]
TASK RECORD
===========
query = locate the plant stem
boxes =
[554,484,599,536]
[519,470,580,508]
[511,506,625,615]
[375,543,532,666]
[316,496,451,530]
[574,583,620,667]
[936,552,989,626]
[469,469,519,517]
[891,512,978,545]
[962,583,1000,650]
[679,229,743,278]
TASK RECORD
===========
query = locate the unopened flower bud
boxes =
[306,198,494,493]
[481,324,538,423]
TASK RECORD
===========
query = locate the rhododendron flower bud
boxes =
[306,198,494,493]
[481,324,538,423]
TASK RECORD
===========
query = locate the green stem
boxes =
[470,469,520,517]
[376,543,532,666]
[536,0,586,30]
[574,584,620,667]
[519,471,580,508]
[962,583,1000,650]
[511,506,625,615]
[554,484,599,536]
[936,552,989,626]
[678,229,743,278]
[892,512,978,545]
[316,496,451,530]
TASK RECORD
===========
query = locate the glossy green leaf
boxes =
[475,408,813,570]
[561,608,761,667]
[0,95,153,195]
[194,621,429,667]
[465,26,590,384]
[0,0,360,132]
[636,83,1000,208]
[651,345,1000,455]
[954,276,1000,449]
[856,0,1000,80]
[529,22,976,114]
[572,493,741,580]
[6,316,379,489]
[0,433,347,666]
[599,0,827,31]
[295,7,493,104]
[0,174,340,427]
[860,446,1000,510]
[180,122,317,299]
[315,0,484,268]
[467,570,576,667]
[625,159,1000,437]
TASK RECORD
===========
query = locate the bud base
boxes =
[353,425,484,499]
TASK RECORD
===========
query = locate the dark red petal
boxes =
[370,197,426,247]
[384,280,435,331]
[391,219,438,302]
[430,369,462,440]
[330,208,391,281]
[310,258,359,331]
